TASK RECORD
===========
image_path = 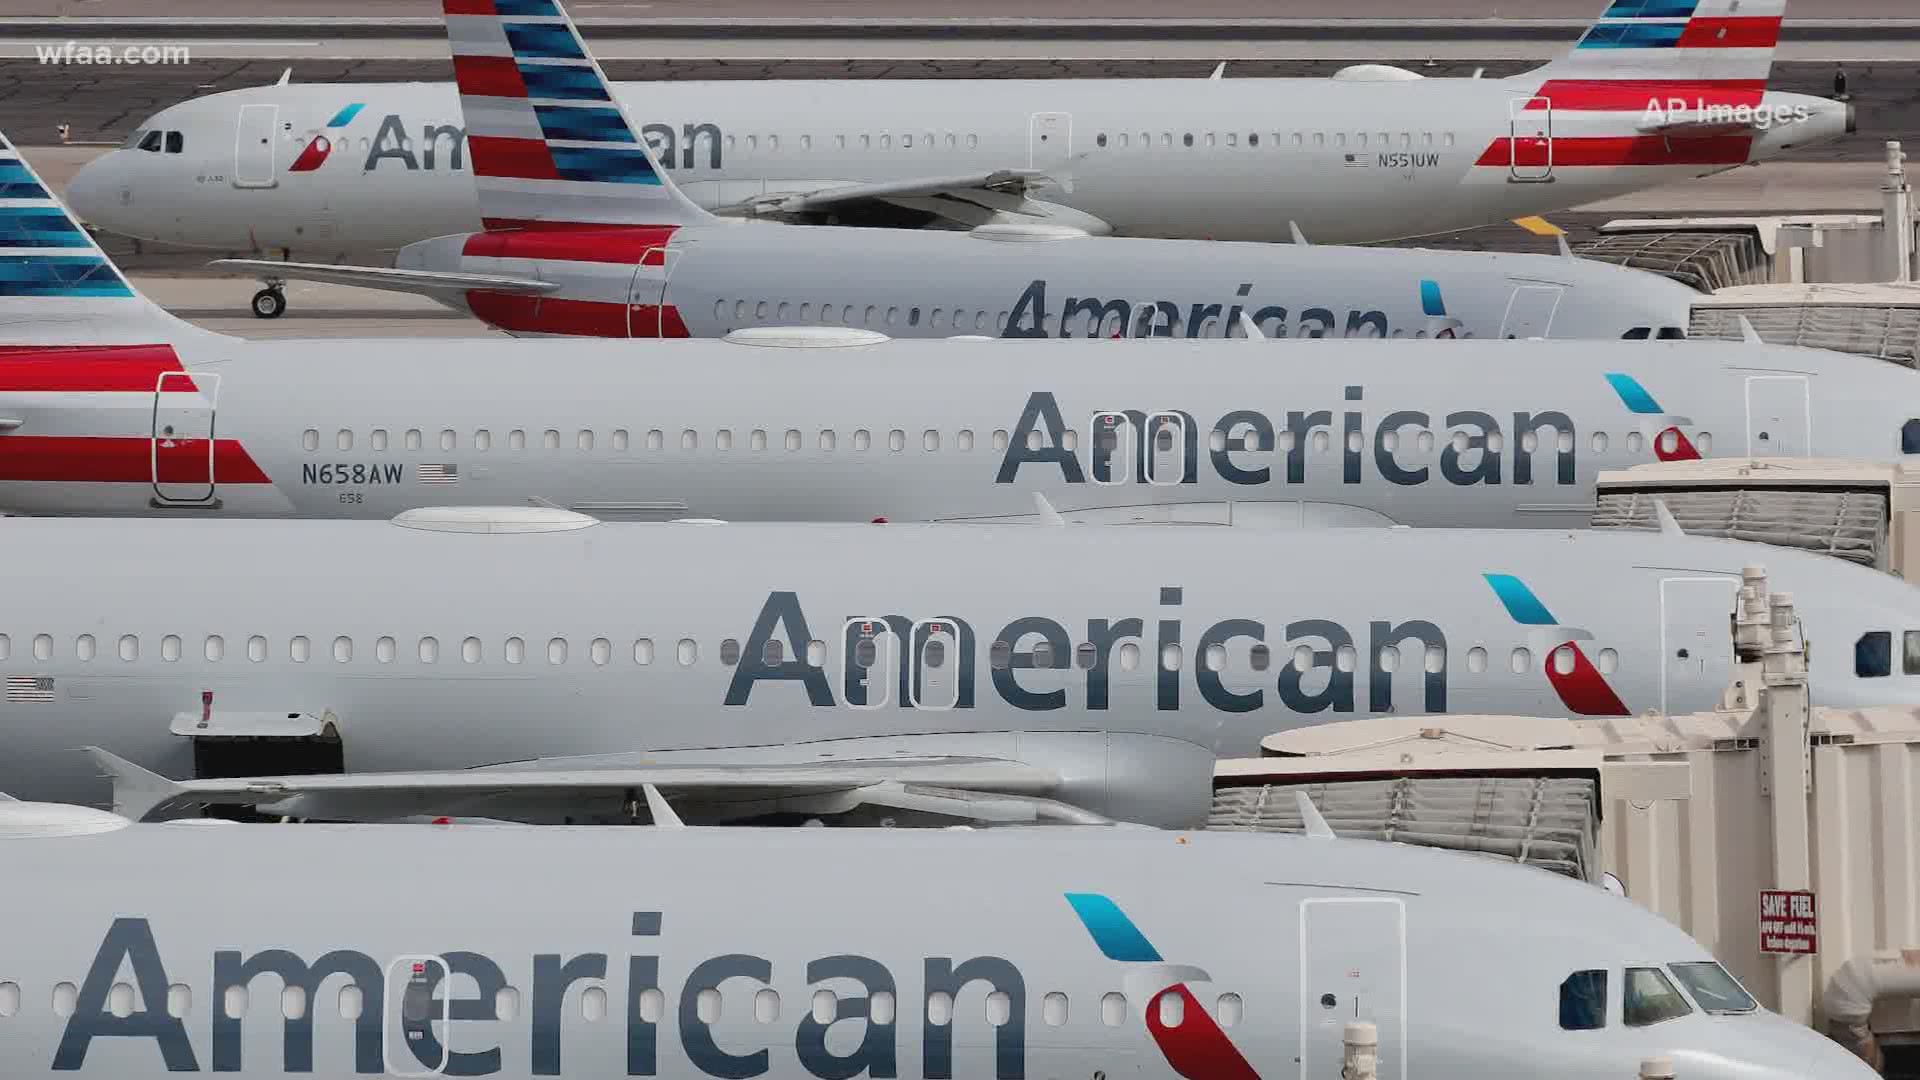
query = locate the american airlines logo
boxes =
[992,390,1583,491]
[1001,280,1401,340]
[350,114,726,173]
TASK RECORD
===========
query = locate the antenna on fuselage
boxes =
[275,67,291,86]
[1737,315,1765,345]
[1651,497,1684,538]
[1209,62,1227,81]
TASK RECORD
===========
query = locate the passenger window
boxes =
[785,429,802,451]
[377,636,396,663]
[750,429,767,451]
[302,429,319,451]
[1217,993,1242,1026]
[405,429,422,450]
[204,635,224,661]
[337,429,352,451]
[1075,642,1097,669]
[635,638,654,665]
[1510,647,1532,673]
[247,635,267,663]
[290,636,311,662]
[505,637,525,664]
[990,640,1012,670]
[1856,631,1892,678]
[720,638,741,666]
[717,429,733,450]
[440,429,456,451]
[678,638,698,666]
[475,429,491,451]
[1558,970,1607,1030]
[958,429,974,451]
[854,429,871,451]
[460,637,480,663]
[613,429,630,450]
[763,638,784,665]
[372,429,388,451]
[544,429,561,450]
[1101,993,1126,1026]
[682,430,698,450]
[418,637,439,663]
[888,429,906,452]
[819,430,836,451]
[1467,646,1487,673]
[592,637,612,666]
[547,637,568,664]
[74,634,95,661]
[509,429,526,450]
[118,634,138,662]
[1161,643,1182,672]
[923,429,939,451]
[648,430,664,450]
[162,635,181,662]
[1623,968,1692,1027]
[578,430,594,451]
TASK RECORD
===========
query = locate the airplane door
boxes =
[911,618,961,710]
[1146,411,1188,485]
[1506,95,1552,182]
[151,370,219,506]
[1499,284,1563,338]
[1090,411,1138,486]
[1660,577,1738,714]
[1029,112,1073,190]
[385,956,450,1077]
[1745,375,1811,456]
[843,617,902,709]
[627,246,682,338]
[233,104,278,189]
[1300,898,1406,1080]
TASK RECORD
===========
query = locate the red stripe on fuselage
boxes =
[462,224,680,265]
[452,55,527,99]
[0,344,197,392]
[1475,133,1752,168]
[464,292,691,338]
[442,0,498,14]
[1677,15,1782,48]
[0,436,269,484]
[467,135,558,180]
[1529,79,1766,111]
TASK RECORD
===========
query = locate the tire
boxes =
[251,288,286,319]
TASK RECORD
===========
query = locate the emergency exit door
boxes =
[1500,284,1564,339]
[233,104,278,188]
[1029,112,1073,189]
[151,370,218,506]
[1301,898,1405,1080]
[1506,95,1553,182]
[385,955,449,1077]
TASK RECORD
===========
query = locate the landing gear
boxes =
[251,286,286,319]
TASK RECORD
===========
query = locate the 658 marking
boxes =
[301,463,404,485]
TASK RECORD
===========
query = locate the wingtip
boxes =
[85,746,184,821]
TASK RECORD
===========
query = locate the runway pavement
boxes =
[9,1,1915,17]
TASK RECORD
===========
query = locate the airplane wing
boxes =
[86,748,1109,826]
[720,170,1106,233]
[210,259,559,298]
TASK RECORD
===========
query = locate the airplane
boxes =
[196,0,1696,335]
[0,804,1872,1080]
[0,511,1917,827]
[0,139,1913,525]
[62,0,1848,268]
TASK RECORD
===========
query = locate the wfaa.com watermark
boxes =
[36,41,192,65]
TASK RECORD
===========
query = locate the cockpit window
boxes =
[1856,631,1892,678]
[137,130,163,153]
[121,128,148,150]
[1903,419,1920,455]
[1620,327,1651,340]
[1656,327,1687,340]
[1558,970,1607,1030]
[164,131,183,154]
[1668,962,1757,1015]
[1623,967,1692,1027]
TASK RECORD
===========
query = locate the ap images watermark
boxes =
[1641,97,1810,130]
[36,42,192,65]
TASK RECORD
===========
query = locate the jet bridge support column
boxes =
[1883,141,1913,284]
[1749,567,1815,1026]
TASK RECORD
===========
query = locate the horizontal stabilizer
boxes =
[212,259,559,298]
[728,171,1052,218]
[95,752,1065,825]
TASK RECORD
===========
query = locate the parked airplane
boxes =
[0,139,1913,525]
[0,513,1916,826]
[63,0,1847,266]
[202,0,1694,334]
[0,805,1870,1080]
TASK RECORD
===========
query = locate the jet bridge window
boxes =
[1623,967,1692,1027]
[1856,631,1893,678]
[1558,970,1607,1030]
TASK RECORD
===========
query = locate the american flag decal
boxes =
[416,464,459,485]
[1342,153,1372,168]
[7,675,53,702]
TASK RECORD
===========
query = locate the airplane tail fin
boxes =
[0,132,201,344]
[1530,0,1783,90]
[443,0,716,230]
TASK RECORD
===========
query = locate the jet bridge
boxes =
[1214,568,1920,1057]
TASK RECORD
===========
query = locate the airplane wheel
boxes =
[251,287,286,319]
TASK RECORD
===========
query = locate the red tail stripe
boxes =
[1677,16,1782,49]
[443,0,498,14]
[462,224,679,264]
[0,345,192,393]
[467,136,559,180]
[0,436,269,485]
[464,292,691,338]
[452,55,527,99]
[1475,134,1752,168]
[1529,79,1766,111]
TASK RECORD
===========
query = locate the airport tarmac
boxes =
[6,0,1912,17]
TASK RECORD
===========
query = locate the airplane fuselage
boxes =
[67,77,1850,255]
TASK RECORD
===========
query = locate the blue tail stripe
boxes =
[1605,372,1665,415]
[1484,573,1559,626]
[1064,893,1163,963]
[0,208,91,248]
[505,22,587,60]
[1601,0,1698,17]
[517,62,612,102]
[1578,22,1685,47]
[550,145,660,184]
[534,104,636,144]
[496,0,563,14]
[0,255,132,296]
[0,182,48,199]
[1419,279,1445,318]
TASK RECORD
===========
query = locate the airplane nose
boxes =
[62,152,123,228]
